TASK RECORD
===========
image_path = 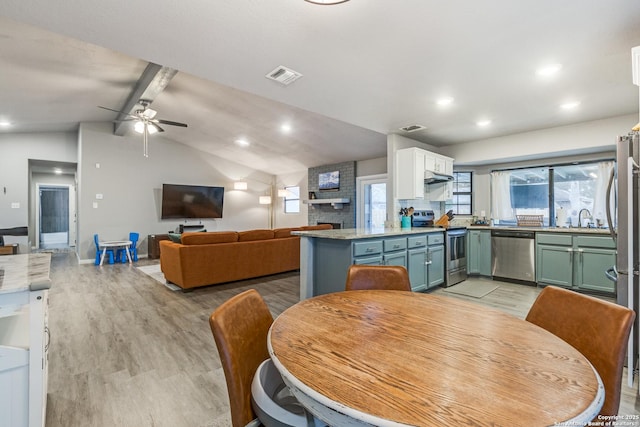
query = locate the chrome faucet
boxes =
[578,208,592,227]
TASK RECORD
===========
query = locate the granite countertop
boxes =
[292,227,445,240]
[467,225,614,235]
[0,253,52,294]
[294,225,615,239]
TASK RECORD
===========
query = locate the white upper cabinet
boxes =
[396,148,426,199]
[396,147,455,200]
[424,152,454,175]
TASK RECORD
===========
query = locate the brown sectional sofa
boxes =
[159,224,332,290]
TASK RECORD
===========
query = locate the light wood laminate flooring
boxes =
[45,254,640,427]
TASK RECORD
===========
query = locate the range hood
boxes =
[424,170,454,184]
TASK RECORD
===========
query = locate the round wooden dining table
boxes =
[268,290,604,427]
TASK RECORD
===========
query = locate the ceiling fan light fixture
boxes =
[134,121,145,134]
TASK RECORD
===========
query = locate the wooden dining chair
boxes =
[525,285,635,417]
[345,264,412,291]
[209,289,316,427]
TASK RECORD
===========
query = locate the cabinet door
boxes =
[427,245,445,288]
[383,251,407,267]
[434,157,446,173]
[407,248,427,292]
[576,248,616,293]
[467,231,481,274]
[536,244,573,288]
[424,154,436,173]
[444,159,454,176]
[396,148,425,199]
[478,231,492,276]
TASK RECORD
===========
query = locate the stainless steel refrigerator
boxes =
[607,131,639,388]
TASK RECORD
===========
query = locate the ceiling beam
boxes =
[113,63,178,136]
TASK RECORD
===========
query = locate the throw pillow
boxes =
[168,233,182,243]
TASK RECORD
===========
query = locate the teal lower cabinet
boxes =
[536,233,615,294]
[408,248,428,291]
[426,243,445,288]
[306,231,446,296]
[467,230,492,276]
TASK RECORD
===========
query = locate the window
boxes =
[283,186,300,213]
[490,161,613,227]
[445,172,472,215]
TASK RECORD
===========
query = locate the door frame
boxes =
[356,174,387,229]
[35,183,76,249]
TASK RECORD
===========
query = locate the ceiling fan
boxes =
[98,99,188,157]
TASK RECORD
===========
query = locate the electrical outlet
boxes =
[11,202,19,209]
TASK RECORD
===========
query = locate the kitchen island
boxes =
[293,227,445,299]
[0,253,52,427]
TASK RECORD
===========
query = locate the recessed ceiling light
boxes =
[536,64,562,77]
[235,139,250,147]
[304,0,350,4]
[280,123,292,133]
[476,120,492,127]
[560,101,580,110]
[0,121,11,127]
[436,97,454,107]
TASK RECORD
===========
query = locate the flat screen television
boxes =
[161,184,224,219]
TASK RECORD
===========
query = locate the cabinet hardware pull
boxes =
[425,261,432,265]
[393,244,400,249]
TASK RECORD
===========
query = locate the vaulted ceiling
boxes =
[1,1,639,174]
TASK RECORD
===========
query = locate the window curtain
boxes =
[491,171,514,222]
[592,161,614,225]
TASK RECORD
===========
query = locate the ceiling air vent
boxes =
[399,124,426,133]
[265,66,303,86]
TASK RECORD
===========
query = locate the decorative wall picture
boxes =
[319,171,340,191]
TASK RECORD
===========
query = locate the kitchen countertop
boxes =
[467,225,614,235]
[0,253,52,294]
[293,225,615,240]
[292,227,445,240]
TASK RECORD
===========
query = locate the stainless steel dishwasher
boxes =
[491,229,536,283]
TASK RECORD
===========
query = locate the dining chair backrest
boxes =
[345,264,412,292]
[129,232,139,243]
[209,289,274,427]
[525,285,635,416]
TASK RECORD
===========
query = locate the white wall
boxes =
[357,156,386,177]
[441,114,635,166]
[274,171,308,229]
[0,131,77,251]
[76,122,281,261]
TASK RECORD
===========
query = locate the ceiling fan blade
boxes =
[154,124,165,133]
[98,106,138,120]
[142,108,157,119]
[156,119,188,128]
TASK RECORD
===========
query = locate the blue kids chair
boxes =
[129,232,139,262]
[116,232,140,263]
[94,234,115,265]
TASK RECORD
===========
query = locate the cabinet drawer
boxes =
[353,256,383,265]
[384,238,407,252]
[575,235,615,249]
[353,240,383,257]
[407,236,427,248]
[536,233,572,246]
[428,233,445,245]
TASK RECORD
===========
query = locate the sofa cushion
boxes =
[301,224,333,231]
[238,229,275,242]
[181,231,238,245]
[273,228,295,238]
[168,233,182,243]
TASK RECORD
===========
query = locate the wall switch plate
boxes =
[93,202,98,209]
[96,193,103,200]
[11,202,20,208]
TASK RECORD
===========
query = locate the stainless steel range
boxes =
[444,227,468,287]
[412,210,467,287]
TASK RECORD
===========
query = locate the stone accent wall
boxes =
[308,161,356,229]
